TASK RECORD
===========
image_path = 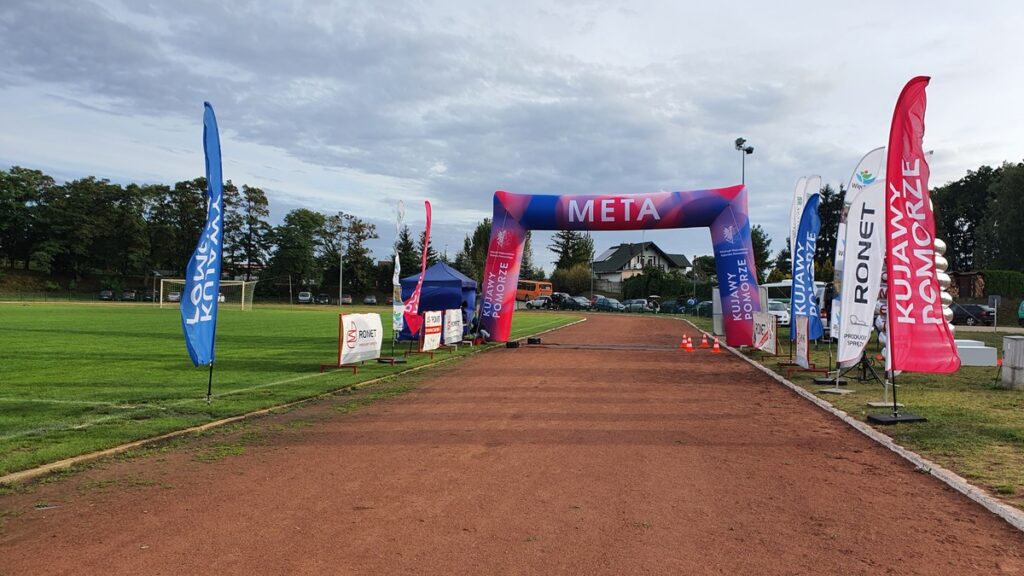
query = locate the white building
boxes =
[591,242,691,283]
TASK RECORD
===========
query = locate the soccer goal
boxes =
[159,279,256,310]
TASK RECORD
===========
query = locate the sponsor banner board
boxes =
[795,315,810,369]
[422,310,442,352]
[753,312,777,354]
[340,313,383,365]
[444,308,464,346]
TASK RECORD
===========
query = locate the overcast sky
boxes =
[1,0,1021,273]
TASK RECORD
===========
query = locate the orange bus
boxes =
[516,280,553,301]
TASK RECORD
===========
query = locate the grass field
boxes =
[0,303,579,476]
[686,315,1024,508]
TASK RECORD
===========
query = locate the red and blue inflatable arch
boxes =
[479,185,762,346]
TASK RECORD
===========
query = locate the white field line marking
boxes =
[0,397,140,408]
[0,371,334,442]
[677,317,1024,535]
[0,317,584,441]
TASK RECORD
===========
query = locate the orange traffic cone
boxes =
[685,337,695,353]
[678,336,687,350]
[699,333,710,348]
[711,336,722,354]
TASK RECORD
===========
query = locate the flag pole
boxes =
[207,362,214,403]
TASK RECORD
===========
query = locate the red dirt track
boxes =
[3,314,1024,575]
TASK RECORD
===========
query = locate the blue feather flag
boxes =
[181,102,224,366]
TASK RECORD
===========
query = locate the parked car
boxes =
[767,299,791,327]
[341,294,353,305]
[549,292,573,309]
[659,300,684,314]
[315,293,330,304]
[574,296,593,310]
[297,291,314,304]
[99,289,115,301]
[1019,300,1024,327]
[561,296,591,310]
[695,300,713,317]
[594,297,625,312]
[140,290,157,302]
[951,303,994,326]
[526,295,552,309]
[167,291,181,303]
[363,295,378,305]
[624,298,650,313]
[120,289,137,302]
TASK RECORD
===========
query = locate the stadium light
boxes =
[735,137,754,185]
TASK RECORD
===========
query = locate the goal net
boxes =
[159,279,256,310]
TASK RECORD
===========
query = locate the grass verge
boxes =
[0,303,579,476]
[685,314,1024,510]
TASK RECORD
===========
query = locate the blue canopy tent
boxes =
[397,262,478,341]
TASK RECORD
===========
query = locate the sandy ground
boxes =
[2,313,1024,575]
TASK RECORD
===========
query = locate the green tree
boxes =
[976,162,1024,270]
[692,255,716,281]
[395,225,419,276]
[469,219,491,281]
[814,183,845,274]
[771,238,792,281]
[238,185,272,281]
[548,230,594,270]
[550,263,592,294]
[146,178,207,274]
[0,166,54,270]
[265,209,326,288]
[319,212,379,295]
[932,164,1001,271]
[418,230,439,268]
[109,183,150,276]
[750,224,773,283]
[39,177,145,279]
[520,231,543,280]
[453,235,475,278]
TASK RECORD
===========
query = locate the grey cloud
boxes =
[1,0,877,267]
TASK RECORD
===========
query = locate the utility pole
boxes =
[338,252,344,306]
[288,274,293,305]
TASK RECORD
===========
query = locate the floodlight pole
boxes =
[735,137,754,185]
[338,251,344,307]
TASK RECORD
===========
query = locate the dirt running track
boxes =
[3,314,1024,575]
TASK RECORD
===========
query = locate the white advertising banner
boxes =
[836,152,886,366]
[789,176,807,256]
[443,308,464,346]
[340,313,383,365]
[795,315,810,369]
[421,310,443,352]
[752,312,777,354]
[790,176,820,269]
[832,147,886,340]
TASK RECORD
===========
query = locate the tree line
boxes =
[0,166,381,296]
[5,160,1018,297]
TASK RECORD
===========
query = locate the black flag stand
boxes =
[206,362,214,404]
[867,370,926,424]
[813,338,839,386]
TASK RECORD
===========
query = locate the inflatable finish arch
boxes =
[479,185,762,346]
